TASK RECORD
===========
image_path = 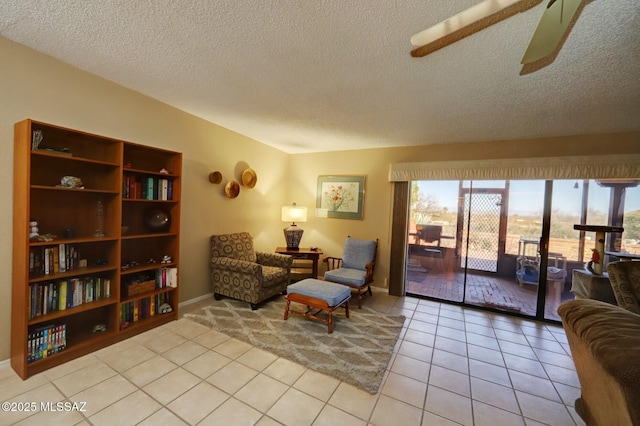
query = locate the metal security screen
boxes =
[461,192,502,272]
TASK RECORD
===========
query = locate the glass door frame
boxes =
[401,179,558,323]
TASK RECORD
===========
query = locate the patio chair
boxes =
[324,237,378,308]
[418,225,444,271]
[418,224,442,246]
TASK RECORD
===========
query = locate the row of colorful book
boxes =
[122,176,173,200]
[120,293,171,326]
[29,244,80,276]
[156,267,178,288]
[28,323,66,363]
[29,277,112,319]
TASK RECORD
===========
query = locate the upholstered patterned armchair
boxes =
[607,260,640,314]
[324,237,378,308]
[210,232,292,309]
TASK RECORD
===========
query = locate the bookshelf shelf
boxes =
[121,286,176,304]
[28,298,117,326]
[12,119,182,379]
[29,236,120,247]
[32,150,120,166]
[28,266,118,284]
[31,186,121,195]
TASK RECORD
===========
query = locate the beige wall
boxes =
[287,135,640,288]
[0,37,289,362]
[1,37,639,364]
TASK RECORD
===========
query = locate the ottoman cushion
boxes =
[287,279,350,307]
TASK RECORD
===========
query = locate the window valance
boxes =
[388,154,640,182]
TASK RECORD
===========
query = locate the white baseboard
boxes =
[179,292,213,308]
[0,358,10,370]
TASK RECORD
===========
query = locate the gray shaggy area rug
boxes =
[184,295,405,394]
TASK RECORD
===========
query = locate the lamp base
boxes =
[284,224,304,250]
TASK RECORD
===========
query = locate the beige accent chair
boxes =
[210,232,292,310]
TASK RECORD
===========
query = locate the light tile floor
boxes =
[0,289,585,425]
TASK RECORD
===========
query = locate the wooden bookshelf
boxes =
[11,119,182,379]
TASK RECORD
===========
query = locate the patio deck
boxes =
[405,264,573,322]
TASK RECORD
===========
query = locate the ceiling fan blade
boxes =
[411,0,543,58]
[521,0,583,64]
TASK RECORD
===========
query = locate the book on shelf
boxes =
[155,267,178,288]
[28,277,111,319]
[27,323,66,363]
[30,245,79,276]
[120,292,172,327]
[121,176,173,200]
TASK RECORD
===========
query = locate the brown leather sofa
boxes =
[557,298,640,425]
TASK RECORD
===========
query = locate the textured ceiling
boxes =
[1,1,639,154]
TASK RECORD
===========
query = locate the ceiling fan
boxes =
[410,0,584,64]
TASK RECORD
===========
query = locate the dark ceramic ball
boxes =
[144,208,171,232]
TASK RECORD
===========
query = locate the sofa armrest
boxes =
[558,299,640,425]
[211,257,262,275]
[256,252,293,269]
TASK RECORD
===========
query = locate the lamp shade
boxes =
[281,204,307,224]
[282,203,307,250]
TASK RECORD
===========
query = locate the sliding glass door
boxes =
[405,178,639,321]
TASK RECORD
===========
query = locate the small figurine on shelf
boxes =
[161,255,172,264]
[586,248,601,274]
[158,303,173,314]
[29,220,39,239]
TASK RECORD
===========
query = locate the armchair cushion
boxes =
[341,238,377,270]
[211,232,257,263]
[324,268,367,287]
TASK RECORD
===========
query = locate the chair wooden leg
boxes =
[345,300,350,318]
[328,312,333,334]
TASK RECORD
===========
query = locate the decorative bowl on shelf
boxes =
[144,208,171,232]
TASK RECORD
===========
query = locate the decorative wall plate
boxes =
[225,181,240,198]
[209,171,222,184]
[241,168,257,188]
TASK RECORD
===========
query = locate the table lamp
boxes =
[282,203,307,250]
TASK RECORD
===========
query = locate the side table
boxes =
[275,247,324,280]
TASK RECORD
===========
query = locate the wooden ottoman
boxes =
[284,278,351,333]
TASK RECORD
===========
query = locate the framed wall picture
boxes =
[316,175,365,220]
